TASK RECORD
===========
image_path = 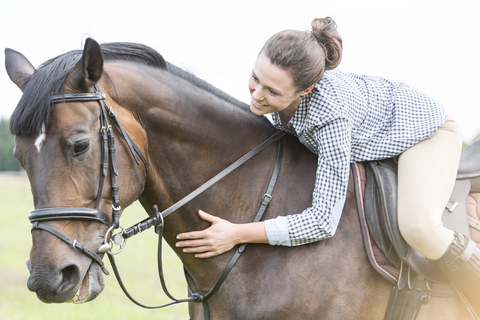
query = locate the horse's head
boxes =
[5,39,147,303]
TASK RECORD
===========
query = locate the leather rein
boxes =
[27,85,286,318]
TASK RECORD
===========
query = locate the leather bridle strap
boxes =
[161,131,286,219]
[119,130,287,240]
[31,221,110,275]
[50,92,104,104]
[29,207,112,226]
[50,88,148,172]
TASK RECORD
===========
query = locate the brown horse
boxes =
[5,39,471,319]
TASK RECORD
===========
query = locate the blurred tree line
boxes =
[0,118,20,171]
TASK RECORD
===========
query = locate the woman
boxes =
[176,17,479,311]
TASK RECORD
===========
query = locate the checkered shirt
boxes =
[268,69,446,246]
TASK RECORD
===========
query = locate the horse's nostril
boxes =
[57,265,80,294]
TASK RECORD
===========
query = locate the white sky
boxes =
[1,0,479,141]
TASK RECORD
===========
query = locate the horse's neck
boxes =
[133,75,277,286]
[144,88,269,177]
[128,66,275,220]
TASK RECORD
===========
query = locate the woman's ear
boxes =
[300,86,314,96]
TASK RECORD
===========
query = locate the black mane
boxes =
[9,42,247,136]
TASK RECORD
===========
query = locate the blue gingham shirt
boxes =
[264,70,446,246]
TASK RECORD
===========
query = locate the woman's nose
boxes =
[251,85,263,101]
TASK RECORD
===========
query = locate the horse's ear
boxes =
[5,48,36,92]
[69,38,104,90]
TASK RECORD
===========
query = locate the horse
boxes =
[5,38,471,319]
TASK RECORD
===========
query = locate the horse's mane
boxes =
[9,42,249,136]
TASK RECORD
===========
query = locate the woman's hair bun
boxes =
[311,17,343,70]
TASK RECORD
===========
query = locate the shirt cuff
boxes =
[265,216,292,247]
[330,195,346,236]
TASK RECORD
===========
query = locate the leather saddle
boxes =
[358,137,480,318]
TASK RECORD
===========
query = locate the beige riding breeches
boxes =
[397,115,463,260]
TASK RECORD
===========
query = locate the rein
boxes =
[27,85,286,318]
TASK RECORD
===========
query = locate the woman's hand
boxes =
[176,210,240,258]
[176,210,268,258]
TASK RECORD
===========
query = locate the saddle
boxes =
[352,137,480,320]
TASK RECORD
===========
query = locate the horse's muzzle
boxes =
[27,263,80,303]
[26,261,104,303]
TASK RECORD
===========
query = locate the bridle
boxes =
[29,84,148,275]
[27,84,286,319]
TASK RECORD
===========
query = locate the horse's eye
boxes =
[74,140,90,155]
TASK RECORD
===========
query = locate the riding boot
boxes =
[430,232,480,317]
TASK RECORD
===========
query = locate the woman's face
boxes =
[248,53,310,116]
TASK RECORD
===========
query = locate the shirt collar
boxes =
[271,87,316,134]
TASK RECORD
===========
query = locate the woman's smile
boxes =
[252,99,269,108]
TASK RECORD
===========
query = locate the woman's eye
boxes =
[73,140,90,155]
[251,74,259,82]
[268,89,278,96]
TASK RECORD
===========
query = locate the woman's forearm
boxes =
[235,221,269,244]
[176,210,269,258]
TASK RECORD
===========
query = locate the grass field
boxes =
[0,173,190,320]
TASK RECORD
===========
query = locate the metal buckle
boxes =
[446,202,458,213]
[262,194,272,201]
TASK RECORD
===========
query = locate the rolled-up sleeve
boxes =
[265,216,291,246]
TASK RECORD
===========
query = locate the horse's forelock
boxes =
[9,52,82,136]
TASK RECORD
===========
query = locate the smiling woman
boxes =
[248,54,309,117]
[247,18,341,124]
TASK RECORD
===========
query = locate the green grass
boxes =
[0,173,190,320]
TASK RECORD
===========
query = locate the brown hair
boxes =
[259,17,343,93]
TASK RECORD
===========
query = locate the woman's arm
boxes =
[177,120,352,257]
[175,210,268,258]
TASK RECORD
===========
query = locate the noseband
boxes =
[28,84,148,275]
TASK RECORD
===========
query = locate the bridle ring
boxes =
[98,225,126,255]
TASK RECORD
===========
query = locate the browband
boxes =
[51,92,104,104]
[29,207,111,226]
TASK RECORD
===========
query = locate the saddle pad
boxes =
[352,162,399,284]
